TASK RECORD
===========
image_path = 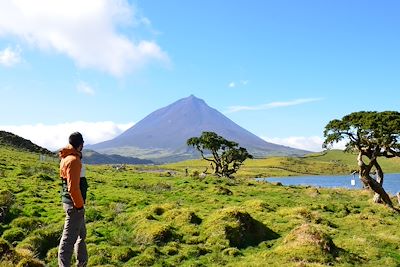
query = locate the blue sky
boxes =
[0,0,399,151]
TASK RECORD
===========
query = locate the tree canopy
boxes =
[323,111,400,207]
[187,131,253,178]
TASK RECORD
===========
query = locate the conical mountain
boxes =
[89,95,308,162]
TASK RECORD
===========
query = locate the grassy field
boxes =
[165,149,400,178]
[1,145,400,266]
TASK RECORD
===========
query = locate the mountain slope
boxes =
[89,95,308,162]
[82,149,154,165]
[0,130,54,155]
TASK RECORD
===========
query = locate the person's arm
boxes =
[65,158,84,209]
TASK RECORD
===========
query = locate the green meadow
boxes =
[166,149,400,178]
[1,145,400,266]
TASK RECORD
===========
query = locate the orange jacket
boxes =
[59,144,84,209]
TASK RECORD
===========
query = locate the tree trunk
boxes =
[359,173,393,207]
[358,153,393,207]
[372,161,384,203]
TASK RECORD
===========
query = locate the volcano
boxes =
[88,95,308,162]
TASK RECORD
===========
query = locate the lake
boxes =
[259,173,400,196]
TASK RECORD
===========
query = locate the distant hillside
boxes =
[164,149,400,177]
[89,95,308,163]
[82,149,154,165]
[0,130,54,155]
[303,149,400,173]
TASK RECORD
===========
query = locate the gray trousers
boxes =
[58,203,88,267]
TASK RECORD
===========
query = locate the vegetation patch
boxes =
[203,207,278,249]
[274,223,338,264]
[2,227,26,243]
[133,220,176,245]
[0,146,399,266]
[16,226,61,259]
[164,208,202,226]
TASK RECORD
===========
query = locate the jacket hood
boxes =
[59,144,82,159]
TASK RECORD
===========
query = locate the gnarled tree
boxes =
[323,111,400,208]
[187,131,253,178]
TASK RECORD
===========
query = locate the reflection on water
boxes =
[258,173,400,195]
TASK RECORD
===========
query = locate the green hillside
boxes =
[1,145,400,266]
[0,131,54,156]
[165,149,400,178]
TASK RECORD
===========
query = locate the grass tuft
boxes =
[203,207,279,250]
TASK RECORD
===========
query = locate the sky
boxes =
[0,0,399,152]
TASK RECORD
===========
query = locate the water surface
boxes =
[259,173,400,195]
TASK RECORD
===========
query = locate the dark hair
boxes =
[69,132,84,149]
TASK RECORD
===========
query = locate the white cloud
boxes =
[262,135,346,152]
[0,121,134,151]
[0,0,169,76]
[228,80,249,88]
[226,98,323,113]
[0,46,21,66]
[77,81,95,95]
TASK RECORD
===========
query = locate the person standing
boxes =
[58,132,88,267]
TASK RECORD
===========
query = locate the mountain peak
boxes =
[89,96,308,162]
[179,95,207,105]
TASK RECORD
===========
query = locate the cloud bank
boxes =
[262,135,346,152]
[0,121,134,151]
[0,0,169,76]
[226,98,323,113]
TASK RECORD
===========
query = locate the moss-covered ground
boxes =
[0,146,399,266]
